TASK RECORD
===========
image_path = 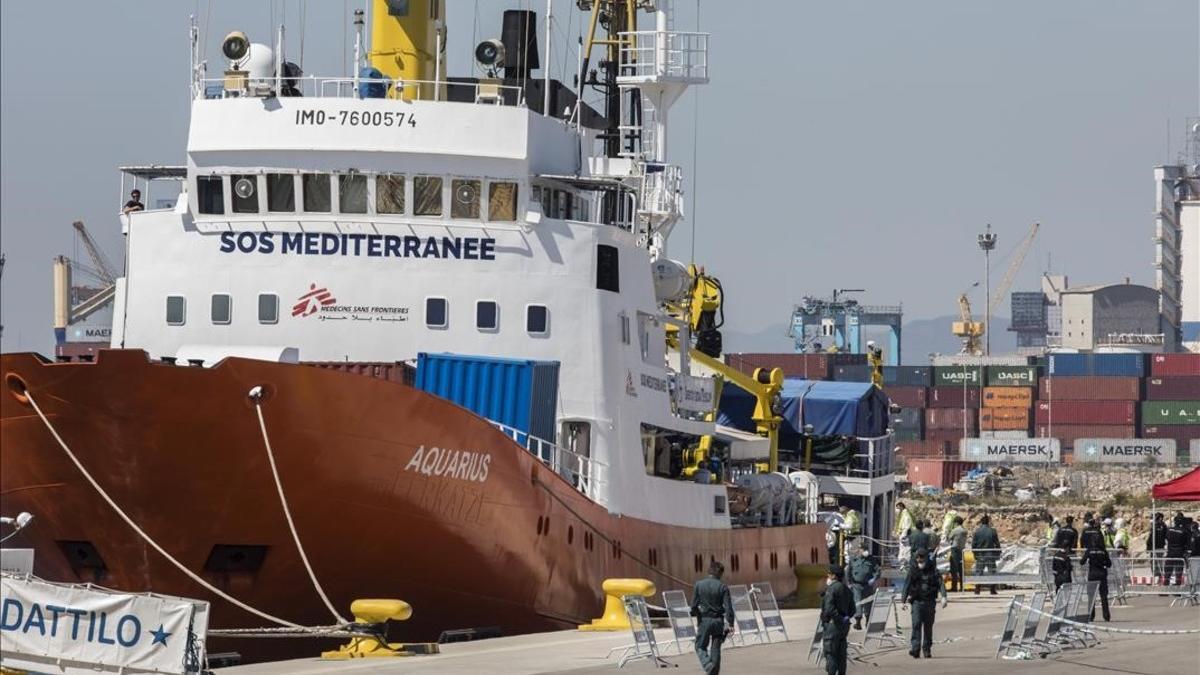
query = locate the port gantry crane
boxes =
[52,221,119,344]
[953,222,1040,354]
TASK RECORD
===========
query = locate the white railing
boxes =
[195,75,526,107]
[640,163,683,220]
[617,31,709,83]
[490,422,607,501]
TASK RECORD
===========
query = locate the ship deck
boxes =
[220,591,1199,674]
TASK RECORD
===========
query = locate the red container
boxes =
[927,386,982,408]
[925,408,979,431]
[906,459,976,490]
[306,361,415,386]
[885,386,927,408]
[1150,353,1200,377]
[724,353,830,380]
[1145,377,1200,401]
[1038,376,1141,401]
[893,439,954,458]
[925,429,974,443]
[1034,424,1136,448]
[1141,424,1200,445]
[1034,400,1137,425]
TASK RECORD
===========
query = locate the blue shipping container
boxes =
[884,366,933,387]
[415,353,560,444]
[833,365,874,382]
[1046,353,1145,378]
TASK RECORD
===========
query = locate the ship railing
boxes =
[489,422,608,501]
[802,433,894,480]
[639,163,682,221]
[195,75,526,106]
[617,31,709,84]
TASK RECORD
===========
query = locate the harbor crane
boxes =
[53,221,118,344]
[952,222,1040,354]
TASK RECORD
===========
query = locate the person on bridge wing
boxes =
[1080,543,1112,621]
[1053,514,1079,553]
[971,515,1001,596]
[690,560,734,675]
[821,564,855,675]
[1164,513,1189,586]
[901,549,948,659]
[846,542,880,630]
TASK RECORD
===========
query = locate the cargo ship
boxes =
[0,1,847,661]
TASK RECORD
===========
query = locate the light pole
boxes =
[978,225,997,356]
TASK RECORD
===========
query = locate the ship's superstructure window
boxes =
[489,182,518,221]
[425,297,448,328]
[231,175,259,213]
[266,174,295,212]
[476,301,498,331]
[414,176,443,216]
[302,173,332,212]
[451,179,482,219]
[596,245,620,293]
[197,176,224,215]
[619,312,631,344]
[339,174,368,214]
[166,296,186,325]
[526,305,548,334]
[211,294,232,325]
[258,294,279,324]
[376,174,406,214]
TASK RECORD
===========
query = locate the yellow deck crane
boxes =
[952,223,1040,354]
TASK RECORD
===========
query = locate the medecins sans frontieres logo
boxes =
[292,284,336,317]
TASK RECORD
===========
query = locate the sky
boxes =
[1,0,1198,355]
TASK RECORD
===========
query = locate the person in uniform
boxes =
[971,515,1001,595]
[948,516,967,592]
[821,563,855,675]
[901,549,948,658]
[1051,547,1073,592]
[909,519,932,561]
[1164,514,1189,586]
[690,560,734,675]
[846,542,879,629]
[1081,544,1112,621]
[1148,512,1167,578]
[1080,517,1106,551]
[1053,515,1079,553]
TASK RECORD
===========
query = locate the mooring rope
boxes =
[24,390,302,629]
[250,387,348,625]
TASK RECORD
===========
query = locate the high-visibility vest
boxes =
[1114,528,1129,550]
[896,509,914,538]
[1103,530,1115,548]
[844,509,862,535]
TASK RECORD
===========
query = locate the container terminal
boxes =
[1,2,1198,674]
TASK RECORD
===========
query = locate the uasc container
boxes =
[982,386,1034,408]
[415,352,560,443]
[1140,401,1200,426]
[986,365,1039,387]
[932,365,983,387]
[1034,400,1137,425]
[1145,377,1200,401]
[1038,376,1141,401]
[1150,353,1200,377]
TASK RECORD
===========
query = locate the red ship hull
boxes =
[1,350,826,661]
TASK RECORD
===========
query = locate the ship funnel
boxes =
[500,10,539,80]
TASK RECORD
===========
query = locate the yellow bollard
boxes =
[577,578,656,631]
[321,599,439,659]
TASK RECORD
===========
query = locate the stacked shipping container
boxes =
[1140,354,1200,452]
[1034,354,1144,453]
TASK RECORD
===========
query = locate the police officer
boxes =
[909,519,932,561]
[690,560,734,675]
[971,515,1001,595]
[947,516,967,592]
[1080,517,1106,551]
[1164,513,1189,586]
[1148,512,1167,578]
[1053,515,1079,553]
[1051,547,1073,592]
[846,542,879,630]
[901,548,948,659]
[821,563,855,675]
[1081,544,1112,621]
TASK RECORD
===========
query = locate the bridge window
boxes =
[526,305,548,335]
[211,294,232,325]
[488,182,518,221]
[258,294,279,324]
[596,245,620,293]
[339,174,368,214]
[451,179,481,219]
[376,174,405,214]
[425,297,448,328]
[166,295,186,325]
[197,176,224,215]
[302,173,332,212]
[231,175,259,213]
[414,176,443,216]
[266,174,295,212]
[476,300,498,331]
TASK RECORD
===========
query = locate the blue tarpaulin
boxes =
[717,378,890,448]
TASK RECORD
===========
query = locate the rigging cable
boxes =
[250,386,349,625]
[22,390,302,629]
[689,0,701,264]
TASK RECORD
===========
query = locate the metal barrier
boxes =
[993,593,1025,659]
[964,547,1043,587]
[728,584,765,646]
[861,587,905,650]
[660,589,696,656]
[613,595,670,668]
[749,582,788,642]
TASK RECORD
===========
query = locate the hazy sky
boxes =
[1,1,1198,355]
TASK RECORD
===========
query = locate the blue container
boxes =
[884,366,932,387]
[833,365,873,382]
[415,353,560,444]
[1046,353,1144,377]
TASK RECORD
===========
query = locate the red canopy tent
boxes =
[1151,467,1200,501]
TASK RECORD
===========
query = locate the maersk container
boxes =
[932,365,983,387]
[1150,353,1200,377]
[1034,401,1136,425]
[884,385,927,408]
[986,365,1039,387]
[884,366,932,387]
[415,352,560,443]
[1046,353,1145,377]
[1146,377,1200,401]
[1140,401,1200,426]
[1038,376,1141,401]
